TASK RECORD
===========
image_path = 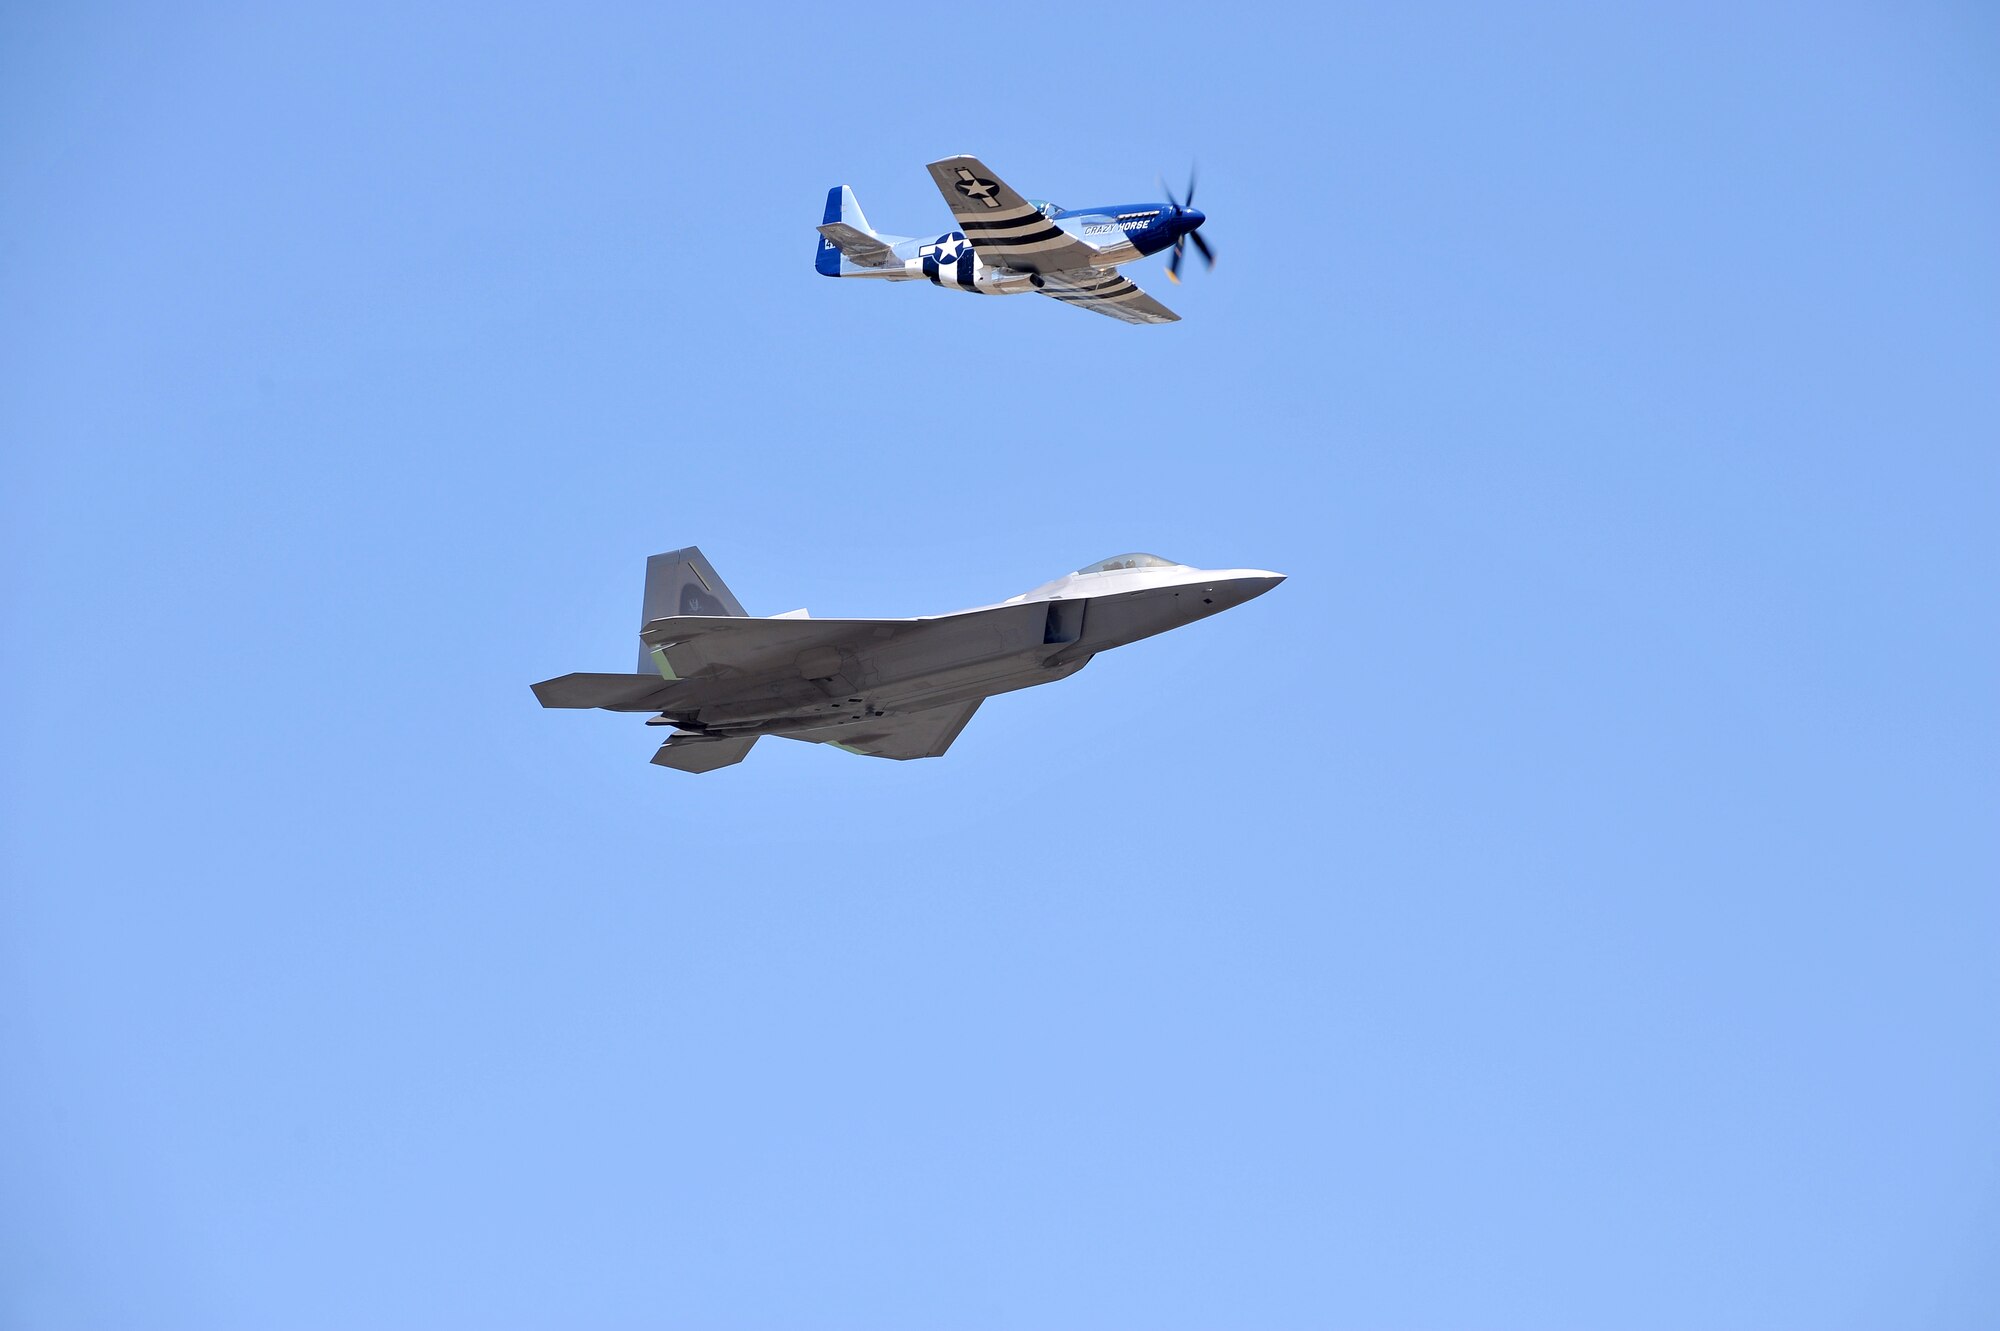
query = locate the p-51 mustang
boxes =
[533,546,1282,772]
[814,155,1214,325]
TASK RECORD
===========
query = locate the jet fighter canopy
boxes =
[1076,553,1179,574]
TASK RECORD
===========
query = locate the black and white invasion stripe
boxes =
[953,203,1092,265]
[1044,271,1144,306]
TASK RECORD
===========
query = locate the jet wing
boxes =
[925,155,1102,274]
[788,700,984,761]
[532,672,676,711]
[637,613,915,681]
[1036,267,1179,325]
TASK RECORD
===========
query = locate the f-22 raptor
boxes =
[533,547,1284,772]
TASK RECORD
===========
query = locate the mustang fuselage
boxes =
[822,200,1203,296]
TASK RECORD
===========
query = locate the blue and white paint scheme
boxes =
[814,155,1213,326]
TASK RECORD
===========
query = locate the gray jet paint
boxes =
[532,548,1285,772]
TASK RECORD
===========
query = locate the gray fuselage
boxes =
[657,565,1282,742]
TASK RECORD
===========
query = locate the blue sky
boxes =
[2,3,1995,1327]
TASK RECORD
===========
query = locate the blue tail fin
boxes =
[816,185,880,275]
[815,187,846,275]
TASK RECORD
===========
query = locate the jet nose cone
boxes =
[1203,571,1285,611]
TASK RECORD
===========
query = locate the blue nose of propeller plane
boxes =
[1163,202,1214,283]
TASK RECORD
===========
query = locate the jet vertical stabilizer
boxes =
[638,547,747,674]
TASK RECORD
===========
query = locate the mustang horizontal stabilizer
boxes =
[816,222,899,268]
[1036,267,1179,325]
[925,155,1103,275]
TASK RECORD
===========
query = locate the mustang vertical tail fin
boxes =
[816,185,906,273]
[638,547,747,674]
[825,185,876,236]
[815,186,866,275]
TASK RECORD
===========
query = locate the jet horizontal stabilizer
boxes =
[651,734,757,773]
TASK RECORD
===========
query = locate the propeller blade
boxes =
[1184,166,1197,208]
[1190,230,1215,268]
[1160,174,1182,211]
[1166,238,1184,284]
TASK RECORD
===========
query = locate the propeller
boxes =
[1161,168,1215,285]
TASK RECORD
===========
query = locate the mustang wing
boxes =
[1035,267,1180,325]
[925,155,1102,274]
[787,700,984,761]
